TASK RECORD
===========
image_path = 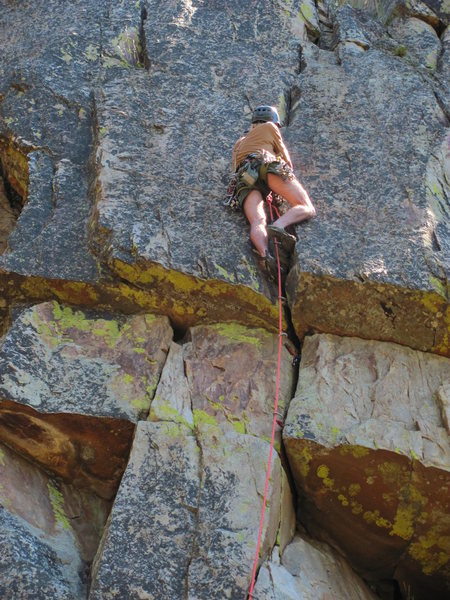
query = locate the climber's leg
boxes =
[243,189,268,257]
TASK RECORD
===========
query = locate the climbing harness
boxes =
[247,194,286,599]
[224,152,294,212]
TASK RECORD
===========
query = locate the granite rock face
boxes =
[286,5,450,356]
[0,0,311,331]
[0,302,172,497]
[284,334,450,599]
[91,323,295,599]
[253,534,378,600]
[0,442,110,599]
[0,302,172,421]
[0,0,449,598]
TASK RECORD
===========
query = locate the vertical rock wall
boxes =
[0,0,448,599]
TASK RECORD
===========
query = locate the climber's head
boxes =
[251,105,281,127]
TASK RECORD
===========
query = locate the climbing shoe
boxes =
[267,225,297,255]
[263,252,287,284]
[268,237,291,271]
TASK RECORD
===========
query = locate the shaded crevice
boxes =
[282,86,301,128]
[139,2,151,71]
[431,230,442,252]
[184,419,205,599]
[172,324,190,343]
[297,45,307,74]
[317,0,335,50]
[0,142,28,255]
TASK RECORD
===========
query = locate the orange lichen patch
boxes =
[285,439,450,589]
[0,141,30,200]
[111,257,281,332]
[287,271,450,357]
[0,400,134,499]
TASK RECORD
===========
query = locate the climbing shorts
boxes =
[224,150,295,212]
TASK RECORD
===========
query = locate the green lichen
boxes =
[149,402,192,429]
[61,49,72,64]
[233,420,246,434]
[130,395,149,411]
[393,45,407,57]
[425,52,436,70]
[92,319,122,348]
[193,409,219,427]
[159,422,186,438]
[52,302,91,333]
[84,44,99,61]
[429,275,447,297]
[0,448,5,466]
[210,322,263,348]
[299,1,314,21]
[214,264,236,284]
[48,482,70,530]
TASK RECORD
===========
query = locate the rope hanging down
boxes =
[247,195,284,599]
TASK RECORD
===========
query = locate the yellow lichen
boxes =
[210,322,264,348]
[149,402,192,429]
[348,483,361,497]
[296,445,313,478]
[408,525,450,575]
[193,409,219,427]
[48,482,70,530]
[338,494,349,507]
[363,509,391,530]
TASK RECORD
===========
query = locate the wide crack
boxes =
[0,143,27,255]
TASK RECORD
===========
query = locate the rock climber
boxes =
[226,105,315,279]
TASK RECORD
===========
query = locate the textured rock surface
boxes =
[0,0,449,598]
[0,442,110,599]
[150,323,295,439]
[90,421,282,599]
[0,302,172,421]
[0,177,17,255]
[0,0,311,331]
[286,6,450,356]
[338,0,447,26]
[253,534,378,599]
[0,302,172,497]
[284,333,450,598]
[389,17,442,69]
[91,323,295,598]
[92,1,303,322]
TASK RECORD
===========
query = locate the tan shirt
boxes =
[231,122,292,171]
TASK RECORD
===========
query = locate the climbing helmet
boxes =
[251,105,281,126]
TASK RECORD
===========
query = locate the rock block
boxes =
[91,0,305,329]
[0,302,172,497]
[91,322,294,597]
[0,302,172,420]
[284,334,450,598]
[253,534,378,599]
[0,442,109,599]
[151,322,295,440]
[90,421,283,599]
[89,421,200,599]
[0,0,307,330]
[285,9,450,356]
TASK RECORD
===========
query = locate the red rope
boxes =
[247,195,284,598]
